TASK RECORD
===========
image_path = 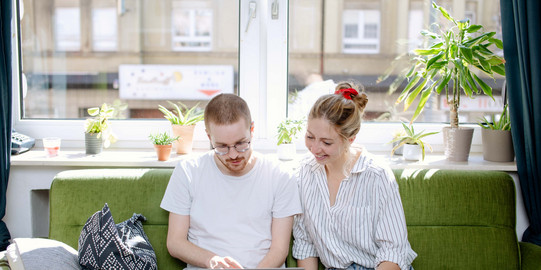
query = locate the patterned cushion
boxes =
[78,203,157,270]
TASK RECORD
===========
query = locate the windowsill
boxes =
[10,148,518,171]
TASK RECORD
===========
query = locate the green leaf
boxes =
[476,57,492,74]
[405,77,428,110]
[411,83,435,122]
[388,75,406,94]
[420,30,438,39]
[463,32,495,48]
[434,2,456,25]
[397,74,421,104]
[414,48,441,55]
[88,107,99,116]
[426,52,444,70]
[459,46,474,64]
[435,72,452,94]
[464,69,479,95]
[457,19,469,31]
[466,24,483,33]
[472,72,494,100]
[489,37,504,49]
[492,63,506,76]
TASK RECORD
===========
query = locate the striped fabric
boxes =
[292,152,416,270]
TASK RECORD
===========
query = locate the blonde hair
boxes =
[308,81,368,140]
[204,94,252,131]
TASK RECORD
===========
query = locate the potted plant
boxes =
[149,131,180,161]
[84,103,117,155]
[390,122,439,161]
[276,118,305,161]
[478,104,514,162]
[383,2,505,161]
[158,102,204,154]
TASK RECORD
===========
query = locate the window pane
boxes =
[54,7,81,51]
[288,0,505,124]
[19,0,238,119]
[92,8,117,51]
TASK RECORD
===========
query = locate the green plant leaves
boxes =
[380,2,505,126]
[276,118,305,145]
[158,102,204,125]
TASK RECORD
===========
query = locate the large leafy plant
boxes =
[384,2,505,128]
[158,102,204,126]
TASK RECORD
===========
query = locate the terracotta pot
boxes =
[154,144,173,161]
[443,127,474,161]
[481,129,515,162]
[171,124,196,154]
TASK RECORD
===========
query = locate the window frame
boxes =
[11,0,484,153]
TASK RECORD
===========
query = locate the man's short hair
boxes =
[204,94,252,131]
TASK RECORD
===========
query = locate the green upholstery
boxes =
[49,168,541,270]
[49,169,182,270]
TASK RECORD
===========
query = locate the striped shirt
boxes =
[292,150,417,270]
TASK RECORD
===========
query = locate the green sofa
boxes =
[49,168,541,269]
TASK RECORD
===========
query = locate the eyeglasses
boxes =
[212,141,251,155]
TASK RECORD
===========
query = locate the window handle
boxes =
[271,0,279,19]
[245,1,257,33]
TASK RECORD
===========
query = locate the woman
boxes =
[292,81,416,270]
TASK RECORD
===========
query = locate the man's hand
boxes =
[209,256,244,269]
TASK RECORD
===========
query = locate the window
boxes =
[12,0,505,151]
[92,8,117,51]
[54,7,81,51]
[342,9,380,54]
[171,6,213,51]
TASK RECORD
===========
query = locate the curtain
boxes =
[500,0,541,246]
[0,0,13,250]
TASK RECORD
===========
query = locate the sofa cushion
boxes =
[5,238,79,270]
[49,168,182,270]
[78,203,157,270]
[395,169,520,269]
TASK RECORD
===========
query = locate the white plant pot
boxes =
[403,144,422,161]
[277,143,296,161]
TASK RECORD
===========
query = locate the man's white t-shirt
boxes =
[160,151,302,269]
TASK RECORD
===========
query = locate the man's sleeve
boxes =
[160,161,193,215]
[272,170,302,218]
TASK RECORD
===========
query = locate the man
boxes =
[161,94,301,269]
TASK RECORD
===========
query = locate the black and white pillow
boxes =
[78,203,157,270]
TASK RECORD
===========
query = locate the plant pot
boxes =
[403,144,422,161]
[443,127,474,161]
[481,129,515,162]
[85,132,103,155]
[154,144,173,161]
[277,143,296,161]
[172,124,195,154]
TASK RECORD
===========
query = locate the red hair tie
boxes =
[334,88,358,100]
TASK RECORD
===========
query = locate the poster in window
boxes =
[119,64,234,100]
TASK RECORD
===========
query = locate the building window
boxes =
[171,7,213,51]
[54,7,81,51]
[92,8,117,51]
[342,9,380,54]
